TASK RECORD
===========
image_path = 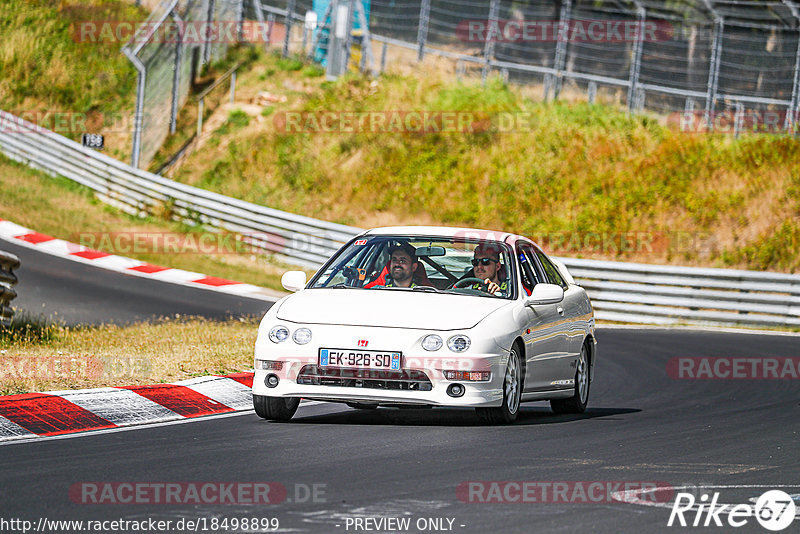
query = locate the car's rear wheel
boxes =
[476,344,522,424]
[551,341,590,414]
[253,394,300,421]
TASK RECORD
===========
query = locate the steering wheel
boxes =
[450,277,488,290]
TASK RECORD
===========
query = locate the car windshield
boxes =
[308,236,516,299]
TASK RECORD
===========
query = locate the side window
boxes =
[516,246,534,293]
[519,244,545,285]
[535,250,567,289]
[516,244,544,294]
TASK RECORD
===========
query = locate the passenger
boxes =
[382,243,419,288]
[471,243,507,296]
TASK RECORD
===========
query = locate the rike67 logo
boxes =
[668,489,796,531]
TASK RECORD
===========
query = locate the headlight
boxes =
[422,334,443,351]
[268,325,290,343]
[447,335,471,352]
[292,328,312,345]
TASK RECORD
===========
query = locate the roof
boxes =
[362,225,517,242]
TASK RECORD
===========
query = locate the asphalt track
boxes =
[1,241,799,533]
[0,239,271,325]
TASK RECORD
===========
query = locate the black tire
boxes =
[253,394,300,421]
[551,341,590,414]
[476,344,523,424]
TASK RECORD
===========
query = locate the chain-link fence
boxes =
[259,0,800,134]
[123,0,247,169]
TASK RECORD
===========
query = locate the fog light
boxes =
[444,370,490,381]
[447,383,465,397]
[265,374,279,388]
[255,360,283,370]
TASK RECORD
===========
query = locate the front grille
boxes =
[297,365,432,391]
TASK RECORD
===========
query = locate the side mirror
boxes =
[525,283,564,306]
[281,271,307,292]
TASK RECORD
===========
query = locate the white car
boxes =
[252,226,596,424]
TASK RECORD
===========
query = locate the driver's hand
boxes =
[485,279,500,294]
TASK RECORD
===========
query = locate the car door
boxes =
[532,247,582,383]
[517,243,565,392]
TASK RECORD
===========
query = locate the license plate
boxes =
[319,348,401,370]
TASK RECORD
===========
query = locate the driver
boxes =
[470,243,507,296]
[382,243,419,288]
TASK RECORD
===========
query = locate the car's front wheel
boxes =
[476,344,522,424]
[551,341,590,414]
[253,395,300,421]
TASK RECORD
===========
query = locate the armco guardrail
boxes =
[558,257,800,328]
[0,110,360,268]
[1,109,799,328]
[0,250,20,327]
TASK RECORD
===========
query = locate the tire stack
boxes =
[0,250,20,327]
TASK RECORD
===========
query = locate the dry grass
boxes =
[164,50,800,272]
[0,155,297,293]
[0,316,258,395]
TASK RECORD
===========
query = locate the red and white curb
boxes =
[0,372,256,442]
[0,219,282,302]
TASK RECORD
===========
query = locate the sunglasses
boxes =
[471,257,499,267]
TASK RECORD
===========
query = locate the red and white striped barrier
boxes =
[0,373,256,442]
[0,219,281,302]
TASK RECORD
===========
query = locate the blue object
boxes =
[313,0,371,66]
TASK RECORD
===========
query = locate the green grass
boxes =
[0,0,145,160]
[168,54,800,272]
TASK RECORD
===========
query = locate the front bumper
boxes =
[252,367,504,407]
[253,323,510,407]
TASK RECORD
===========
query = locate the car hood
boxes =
[276,289,512,330]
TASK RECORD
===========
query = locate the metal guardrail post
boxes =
[626,4,646,113]
[553,0,572,98]
[416,0,431,62]
[122,48,146,169]
[230,71,237,103]
[170,9,184,135]
[481,0,499,83]
[284,0,296,57]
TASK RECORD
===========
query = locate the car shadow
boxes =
[285,406,640,427]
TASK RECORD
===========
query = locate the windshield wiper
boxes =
[324,283,357,289]
[412,286,441,293]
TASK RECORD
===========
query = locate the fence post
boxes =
[417,0,431,62]
[553,0,572,98]
[284,0,296,57]
[169,9,184,135]
[123,48,146,169]
[380,41,388,73]
[626,4,645,113]
[203,0,216,65]
[236,0,244,42]
[481,0,499,83]
[705,16,724,129]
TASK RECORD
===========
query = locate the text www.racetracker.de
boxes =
[0,517,280,533]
